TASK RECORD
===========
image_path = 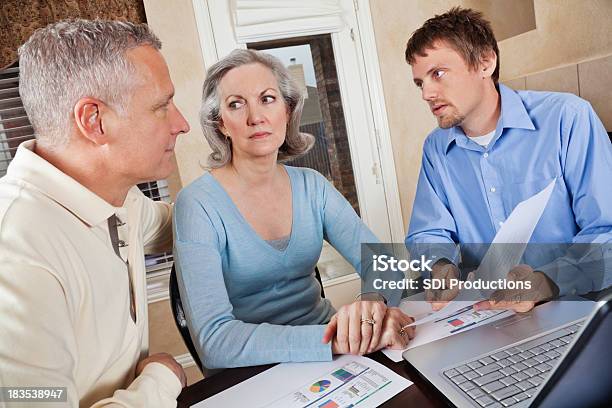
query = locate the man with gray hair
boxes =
[0,19,190,406]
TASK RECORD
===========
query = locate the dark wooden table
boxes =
[178,351,450,407]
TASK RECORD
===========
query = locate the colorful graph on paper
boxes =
[445,309,506,332]
[309,380,331,393]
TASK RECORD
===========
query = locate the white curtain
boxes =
[231,0,346,43]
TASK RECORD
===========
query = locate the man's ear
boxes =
[73,98,107,145]
[480,50,497,79]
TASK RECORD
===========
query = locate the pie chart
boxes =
[309,379,331,393]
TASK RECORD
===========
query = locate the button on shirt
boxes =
[0,141,179,407]
[406,85,612,295]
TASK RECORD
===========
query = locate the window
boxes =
[0,62,33,177]
[0,62,172,274]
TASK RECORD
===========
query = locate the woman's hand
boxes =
[377,308,416,351]
[322,299,387,355]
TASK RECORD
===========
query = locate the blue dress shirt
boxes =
[406,84,612,295]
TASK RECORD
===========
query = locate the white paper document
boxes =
[475,178,557,285]
[191,355,412,408]
[404,178,557,328]
[401,284,481,327]
[382,293,514,362]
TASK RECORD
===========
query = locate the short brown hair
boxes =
[405,7,500,83]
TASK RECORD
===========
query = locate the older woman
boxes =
[173,49,413,369]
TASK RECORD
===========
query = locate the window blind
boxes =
[139,179,174,273]
[0,64,34,177]
[232,0,345,43]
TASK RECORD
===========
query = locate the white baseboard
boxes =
[175,352,196,369]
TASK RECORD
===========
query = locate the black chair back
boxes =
[169,264,203,372]
[315,266,325,298]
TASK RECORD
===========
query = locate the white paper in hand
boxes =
[404,178,557,327]
[475,178,556,294]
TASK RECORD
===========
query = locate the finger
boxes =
[400,315,416,343]
[395,328,409,349]
[336,310,350,354]
[490,288,511,304]
[359,302,379,354]
[406,326,416,340]
[506,301,536,313]
[476,299,535,313]
[389,331,408,349]
[441,264,456,279]
[425,289,438,303]
[431,301,449,311]
[510,264,532,280]
[367,303,386,350]
[507,268,520,282]
[474,300,493,310]
[442,286,459,302]
[359,317,373,355]
[322,315,338,343]
[348,304,362,354]
[367,309,384,353]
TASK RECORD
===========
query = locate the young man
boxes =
[0,20,190,406]
[404,8,612,312]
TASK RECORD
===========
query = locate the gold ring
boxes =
[360,318,376,325]
[399,328,408,336]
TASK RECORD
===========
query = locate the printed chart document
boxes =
[191,355,411,408]
[382,292,513,362]
[404,178,557,328]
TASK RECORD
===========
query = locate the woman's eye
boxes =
[434,70,445,79]
[228,100,244,109]
[262,95,276,103]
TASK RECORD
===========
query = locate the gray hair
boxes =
[200,49,314,168]
[18,19,162,149]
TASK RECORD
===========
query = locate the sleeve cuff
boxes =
[140,362,183,400]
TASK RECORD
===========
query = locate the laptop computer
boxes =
[403,296,611,407]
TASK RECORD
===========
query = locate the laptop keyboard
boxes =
[442,320,584,407]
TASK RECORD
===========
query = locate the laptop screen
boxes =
[531,297,612,407]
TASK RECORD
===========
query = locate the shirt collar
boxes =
[444,84,536,153]
[6,140,117,227]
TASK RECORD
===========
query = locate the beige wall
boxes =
[143,0,212,198]
[369,0,612,228]
[500,0,612,81]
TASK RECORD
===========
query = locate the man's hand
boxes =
[323,300,387,355]
[426,260,460,311]
[377,308,416,351]
[475,264,559,313]
[136,352,187,387]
